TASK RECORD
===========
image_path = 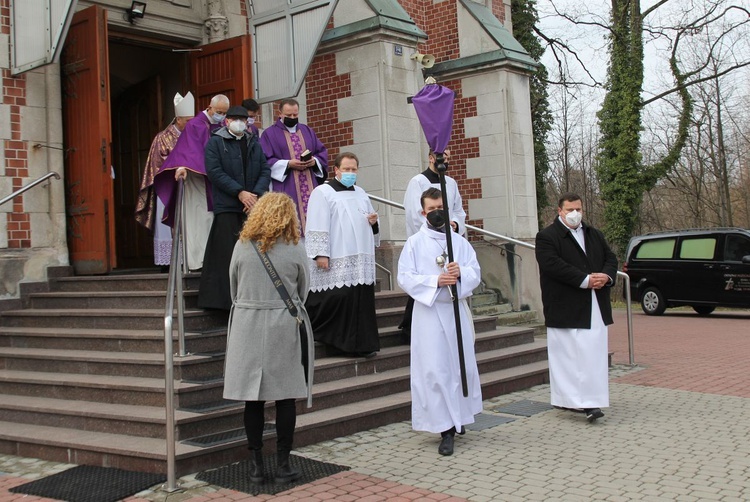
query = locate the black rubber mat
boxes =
[196,453,349,496]
[9,465,165,502]
[492,399,554,417]
[183,423,276,447]
[465,412,516,431]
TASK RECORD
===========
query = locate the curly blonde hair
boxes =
[238,192,300,252]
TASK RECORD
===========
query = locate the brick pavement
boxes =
[608,309,750,397]
[1,308,749,501]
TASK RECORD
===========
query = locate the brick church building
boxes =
[1,0,539,308]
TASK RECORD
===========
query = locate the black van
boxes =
[623,228,750,315]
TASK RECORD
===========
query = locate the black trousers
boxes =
[243,399,296,452]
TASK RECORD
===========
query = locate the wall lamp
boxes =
[126,1,147,24]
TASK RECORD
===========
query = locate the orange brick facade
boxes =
[1,0,31,248]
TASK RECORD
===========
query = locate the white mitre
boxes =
[174,92,195,118]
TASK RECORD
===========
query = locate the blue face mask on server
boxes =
[339,172,357,188]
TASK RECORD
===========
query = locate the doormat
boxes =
[9,465,166,502]
[196,453,349,496]
[492,399,554,417]
[465,412,516,431]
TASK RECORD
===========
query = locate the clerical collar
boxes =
[421,168,439,184]
[328,178,354,192]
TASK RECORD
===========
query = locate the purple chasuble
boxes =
[260,120,328,236]
[154,112,221,227]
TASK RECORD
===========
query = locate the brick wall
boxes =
[1,0,31,248]
[305,53,353,172]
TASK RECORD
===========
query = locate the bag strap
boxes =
[252,241,302,324]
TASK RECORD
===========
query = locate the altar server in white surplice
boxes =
[535,192,618,424]
[397,187,482,457]
[304,152,380,358]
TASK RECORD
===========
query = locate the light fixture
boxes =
[126,1,147,24]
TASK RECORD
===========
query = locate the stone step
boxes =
[0,347,224,381]
[0,369,220,408]
[49,273,202,292]
[27,288,408,312]
[0,308,229,331]
[28,291,200,310]
[472,302,513,316]
[0,395,242,441]
[0,327,226,354]
[0,337,547,425]
[0,360,550,476]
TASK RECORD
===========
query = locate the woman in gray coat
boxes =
[223,192,313,484]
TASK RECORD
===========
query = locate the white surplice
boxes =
[305,183,379,292]
[547,221,609,409]
[397,224,483,433]
[403,172,466,238]
[182,171,213,271]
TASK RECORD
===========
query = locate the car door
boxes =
[674,235,720,305]
[719,233,750,307]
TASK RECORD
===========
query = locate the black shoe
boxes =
[274,450,301,484]
[457,426,466,435]
[357,351,377,359]
[438,434,454,456]
[249,449,264,484]
[585,408,604,423]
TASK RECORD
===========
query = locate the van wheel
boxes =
[641,287,666,315]
[693,306,715,316]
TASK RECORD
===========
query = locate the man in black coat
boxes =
[198,105,271,310]
[535,193,618,423]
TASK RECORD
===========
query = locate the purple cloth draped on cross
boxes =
[411,83,454,154]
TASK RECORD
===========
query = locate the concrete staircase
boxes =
[0,271,548,475]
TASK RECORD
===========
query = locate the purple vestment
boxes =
[154,112,221,227]
[260,120,328,235]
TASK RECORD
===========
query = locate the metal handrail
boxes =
[368,193,635,365]
[163,179,187,492]
[0,172,60,207]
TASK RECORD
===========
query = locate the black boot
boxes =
[249,449,264,483]
[274,449,301,483]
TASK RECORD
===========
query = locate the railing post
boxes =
[162,179,186,492]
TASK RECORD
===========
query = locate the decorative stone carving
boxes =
[205,0,228,42]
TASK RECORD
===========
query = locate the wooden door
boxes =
[61,5,116,274]
[190,35,253,109]
[112,76,162,269]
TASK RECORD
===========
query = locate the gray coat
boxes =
[223,240,313,406]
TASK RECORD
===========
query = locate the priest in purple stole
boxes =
[135,92,194,267]
[154,94,229,270]
[260,98,328,236]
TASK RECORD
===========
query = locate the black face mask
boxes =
[426,209,446,229]
[283,116,299,128]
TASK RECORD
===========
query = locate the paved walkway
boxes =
[1,309,749,501]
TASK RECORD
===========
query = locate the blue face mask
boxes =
[211,112,226,123]
[339,172,357,188]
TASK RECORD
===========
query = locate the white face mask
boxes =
[565,210,583,227]
[228,120,247,135]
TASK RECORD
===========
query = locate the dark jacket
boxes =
[205,128,271,214]
[535,218,618,328]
